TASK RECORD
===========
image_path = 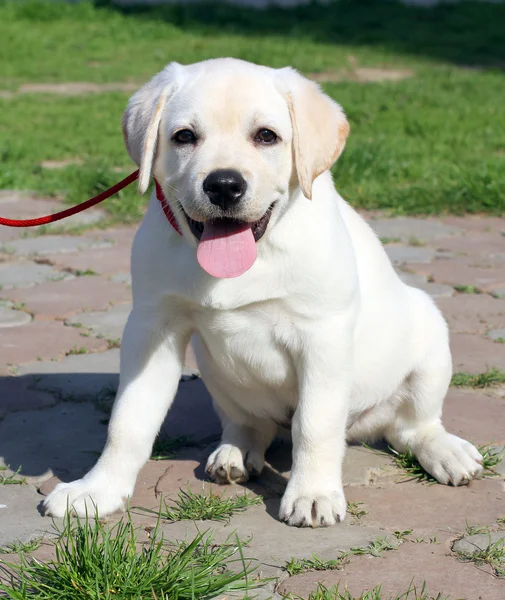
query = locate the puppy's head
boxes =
[122,58,349,278]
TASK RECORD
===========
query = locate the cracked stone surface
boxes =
[1,212,505,599]
[453,531,505,556]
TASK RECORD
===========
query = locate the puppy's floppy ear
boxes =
[122,63,181,194]
[279,68,350,200]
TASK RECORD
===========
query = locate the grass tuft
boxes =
[0,508,260,599]
[0,538,42,555]
[285,553,348,576]
[478,444,504,476]
[456,535,505,578]
[450,368,505,388]
[0,465,26,485]
[347,501,368,520]
[453,285,481,294]
[136,487,263,522]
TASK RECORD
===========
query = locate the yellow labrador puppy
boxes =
[44,59,483,527]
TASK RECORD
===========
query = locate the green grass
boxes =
[0,509,260,599]
[1,1,505,222]
[453,285,482,294]
[285,553,348,576]
[291,582,449,600]
[0,538,42,555]
[136,487,263,522]
[455,535,505,578]
[347,501,368,520]
[0,465,26,485]
[349,531,411,558]
[450,368,505,388]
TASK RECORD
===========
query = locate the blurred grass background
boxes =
[1,0,504,222]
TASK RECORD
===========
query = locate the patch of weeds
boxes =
[284,553,348,576]
[65,346,88,356]
[494,337,505,344]
[464,523,490,536]
[497,517,505,528]
[349,533,406,558]
[478,444,504,476]
[136,487,262,523]
[347,501,368,520]
[151,435,195,461]
[0,538,42,555]
[0,465,26,485]
[379,237,401,245]
[294,581,449,599]
[106,337,121,349]
[456,535,505,578]
[453,284,481,294]
[450,368,505,388]
[0,509,259,599]
[407,236,425,247]
[387,447,437,484]
[74,269,97,276]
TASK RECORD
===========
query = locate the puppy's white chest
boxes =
[193,303,298,391]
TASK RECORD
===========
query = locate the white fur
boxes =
[44,59,483,527]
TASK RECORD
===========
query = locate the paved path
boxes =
[0,191,504,599]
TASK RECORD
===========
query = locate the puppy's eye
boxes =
[172,129,197,144]
[254,129,278,144]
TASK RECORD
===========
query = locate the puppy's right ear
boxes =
[122,63,180,194]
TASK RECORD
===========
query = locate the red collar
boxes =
[155,179,182,236]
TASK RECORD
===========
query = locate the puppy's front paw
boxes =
[43,476,132,518]
[416,432,483,486]
[279,481,347,528]
[206,443,264,484]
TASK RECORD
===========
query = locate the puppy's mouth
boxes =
[182,205,274,279]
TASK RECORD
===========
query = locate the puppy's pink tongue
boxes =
[197,220,257,278]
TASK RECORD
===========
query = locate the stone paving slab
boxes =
[0,235,112,257]
[0,402,107,484]
[450,332,505,372]
[0,305,31,327]
[0,261,74,289]
[0,377,57,421]
[66,302,132,340]
[443,388,505,445]
[5,276,131,317]
[279,535,505,599]
[0,485,56,549]
[453,531,505,555]
[368,217,462,242]
[437,294,505,334]
[0,317,107,370]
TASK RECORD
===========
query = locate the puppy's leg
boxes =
[43,308,189,518]
[279,318,352,528]
[206,406,277,484]
[385,344,483,486]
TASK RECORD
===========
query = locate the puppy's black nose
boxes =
[203,169,247,211]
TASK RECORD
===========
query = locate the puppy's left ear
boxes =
[279,68,350,200]
[122,63,181,194]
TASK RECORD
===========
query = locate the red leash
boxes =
[0,169,182,235]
